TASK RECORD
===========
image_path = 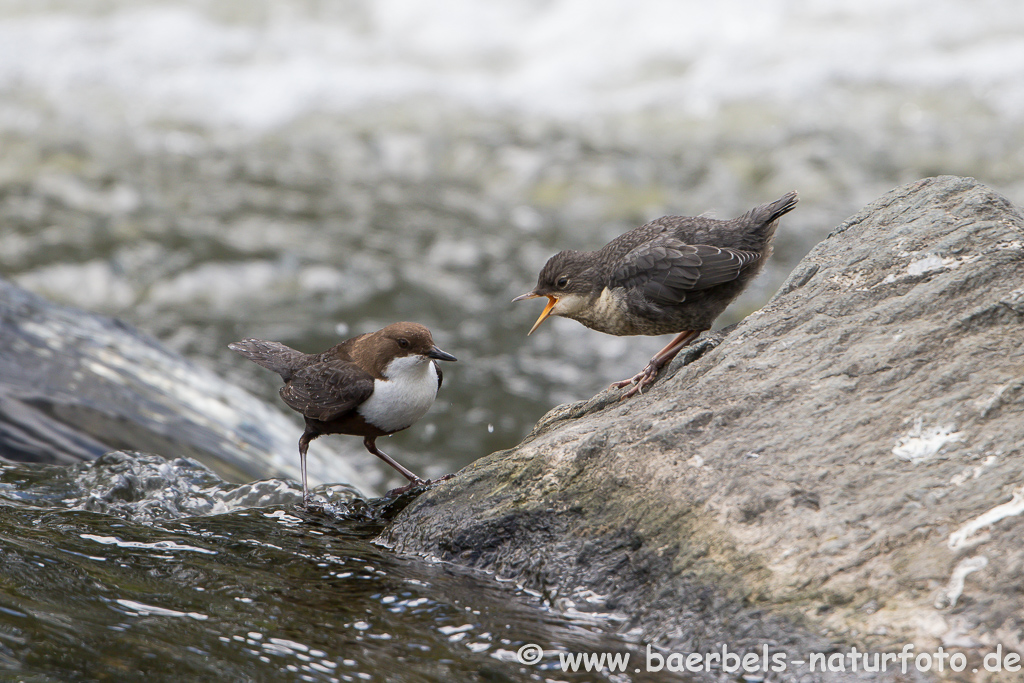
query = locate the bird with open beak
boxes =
[514,192,798,399]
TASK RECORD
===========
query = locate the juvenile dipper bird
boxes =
[229,322,456,504]
[514,192,798,398]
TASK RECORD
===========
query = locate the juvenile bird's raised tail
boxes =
[738,190,799,247]
[753,191,799,225]
[228,339,308,382]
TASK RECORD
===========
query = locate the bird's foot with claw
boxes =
[385,473,455,497]
[611,363,660,400]
[386,479,426,497]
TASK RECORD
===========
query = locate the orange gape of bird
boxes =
[515,192,798,398]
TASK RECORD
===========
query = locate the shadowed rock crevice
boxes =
[383,176,1024,681]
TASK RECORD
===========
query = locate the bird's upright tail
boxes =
[744,190,799,243]
[228,339,308,381]
[756,191,799,224]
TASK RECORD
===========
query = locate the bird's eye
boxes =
[556,276,569,288]
[397,338,410,349]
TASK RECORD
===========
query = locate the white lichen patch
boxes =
[935,555,988,609]
[975,384,1015,418]
[892,418,963,463]
[948,484,1024,551]
[879,252,980,285]
[949,454,998,487]
[828,270,871,291]
[907,254,959,277]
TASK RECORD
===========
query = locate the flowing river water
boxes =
[0,0,1023,680]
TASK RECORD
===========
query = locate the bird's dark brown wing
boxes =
[279,358,375,422]
[612,239,761,305]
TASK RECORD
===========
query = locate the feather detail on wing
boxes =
[613,239,761,305]
[279,360,375,422]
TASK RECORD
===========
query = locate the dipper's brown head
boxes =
[352,322,457,377]
[512,250,602,334]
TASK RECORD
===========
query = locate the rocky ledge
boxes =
[0,279,376,493]
[383,176,1024,681]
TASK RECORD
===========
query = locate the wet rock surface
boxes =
[0,280,376,493]
[383,176,1024,680]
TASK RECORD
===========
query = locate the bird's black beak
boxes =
[427,346,457,362]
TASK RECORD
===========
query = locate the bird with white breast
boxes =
[229,322,456,505]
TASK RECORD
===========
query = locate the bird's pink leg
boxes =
[612,330,701,399]
[363,436,457,496]
[298,433,313,506]
[363,436,424,485]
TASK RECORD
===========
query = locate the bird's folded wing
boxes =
[279,360,375,421]
[613,240,761,305]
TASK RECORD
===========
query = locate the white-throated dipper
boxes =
[514,191,798,398]
[229,322,456,504]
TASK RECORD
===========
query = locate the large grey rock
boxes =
[383,176,1024,680]
[0,279,377,494]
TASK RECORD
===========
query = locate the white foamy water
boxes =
[1,0,1022,131]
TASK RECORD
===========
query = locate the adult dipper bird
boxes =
[229,322,456,504]
[514,192,798,398]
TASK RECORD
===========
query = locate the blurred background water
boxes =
[1,0,1023,488]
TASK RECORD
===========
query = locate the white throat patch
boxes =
[357,355,439,433]
[551,292,590,317]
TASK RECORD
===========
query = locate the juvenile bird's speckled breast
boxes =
[565,283,752,337]
[564,287,649,336]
